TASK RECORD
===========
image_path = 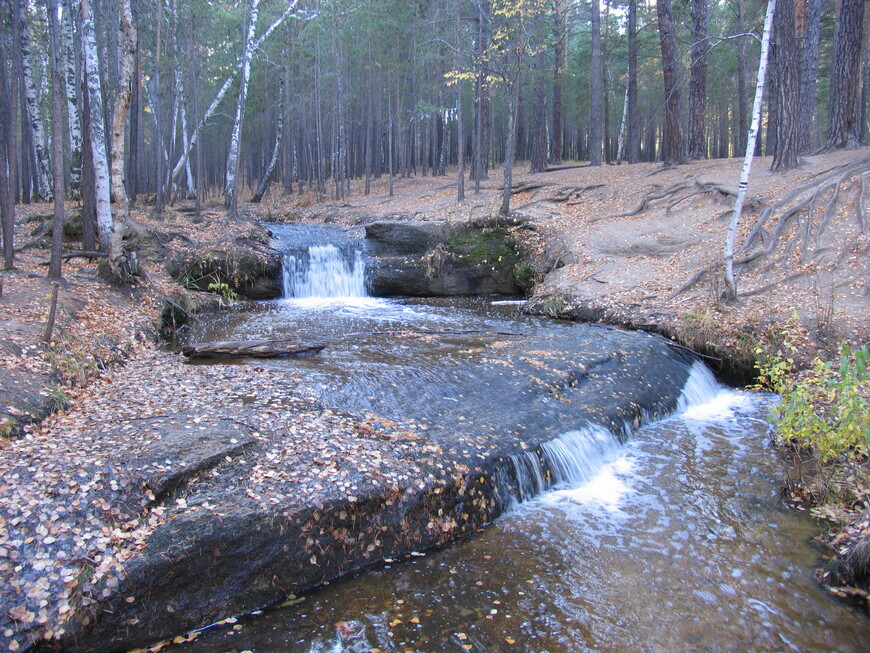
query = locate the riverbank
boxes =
[1,150,868,650]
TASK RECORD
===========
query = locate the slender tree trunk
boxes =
[154,0,165,212]
[224,0,260,217]
[80,0,112,250]
[530,44,548,173]
[616,85,628,163]
[770,0,801,171]
[500,79,519,216]
[551,0,566,164]
[657,0,685,165]
[824,0,866,150]
[590,0,603,166]
[47,0,65,280]
[0,28,14,269]
[688,0,709,159]
[80,76,96,252]
[736,0,749,153]
[61,0,82,200]
[724,0,776,302]
[627,0,640,164]
[21,15,53,202]
[251,72,284,203]
[108,0,137,280]
[456,7,465,201]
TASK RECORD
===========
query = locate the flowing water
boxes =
[171,225,869,652]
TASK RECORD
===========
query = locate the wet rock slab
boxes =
[2,328,698,653]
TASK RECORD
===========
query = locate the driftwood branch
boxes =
[182,340,325,359]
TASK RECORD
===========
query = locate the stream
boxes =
[170,224,868,652]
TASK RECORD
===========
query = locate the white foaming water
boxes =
[511,360,729,506]
[282,245,367,299]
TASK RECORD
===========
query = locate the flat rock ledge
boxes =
[4,334,697,653]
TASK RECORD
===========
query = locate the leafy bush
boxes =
[758,339,870,463]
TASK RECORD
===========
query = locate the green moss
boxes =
[445,226,518,269]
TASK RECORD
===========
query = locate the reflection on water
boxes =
[167,389,868,652]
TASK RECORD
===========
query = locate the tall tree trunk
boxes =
[12,0,33,204]
[80,0,111,250]
[108,0,137,280]
[224,0,260,217]
[627,0,640,164]
[688,0,709,159]
[472,0,491,189]
[20,14,53,202]
[590,0,603,166]
[61,0,82,200]
[824,0,866,150]
[770,0,801,171]
[154,0,165,212]
[529,45,548,173]
[252,72,284,203]
[657,0,685,165]
[798,0,821,151]
[0,26,14,269]
[500,79,519,216]
[551,0,566,164]
[47,0,65,280]
[735,0,749,153]
[724,0,776,302]
[455,7,465,201]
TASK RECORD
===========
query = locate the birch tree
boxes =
[224,0,260,217]
[20,11,53,202]
[61,0,82,199]
[723,0,776,302]
[170,0,300,189]
[80,0,112,250]
[251,70,284,204]
[107,0,137,280]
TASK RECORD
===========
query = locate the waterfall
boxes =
[510,361,722,502]
[281,244,367,299]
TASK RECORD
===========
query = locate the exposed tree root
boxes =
[736,158,870,264]
[591,177,750,223]
[513,184,606,212]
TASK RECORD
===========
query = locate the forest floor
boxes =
[0,148,868,650]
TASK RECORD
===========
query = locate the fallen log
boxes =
[182,339,325,359]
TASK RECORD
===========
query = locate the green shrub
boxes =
[758,340,870,463]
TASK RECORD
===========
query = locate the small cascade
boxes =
[510,360,722,502]
[281,244,367,299]
[511,425,621,501]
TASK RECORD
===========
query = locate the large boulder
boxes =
[365,219,523,296]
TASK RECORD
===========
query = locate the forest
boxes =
[0,0,867,278]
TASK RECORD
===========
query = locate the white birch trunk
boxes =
[171,0,300,185]
[224,0,260,212]
[61,0,82,199]
[81,0,112,249]
[180,99,195,198]
[616,85,628,164]
[109,0,137,279]
[21,21,53,202]
[723,0,776,301]
[251,75,284,203]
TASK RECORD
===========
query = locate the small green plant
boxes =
[514,261,542,293]
[757,339,870,463]
[207,280,238,302]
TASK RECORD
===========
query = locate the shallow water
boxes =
[168,225,869,651]
[166,389,867,652]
